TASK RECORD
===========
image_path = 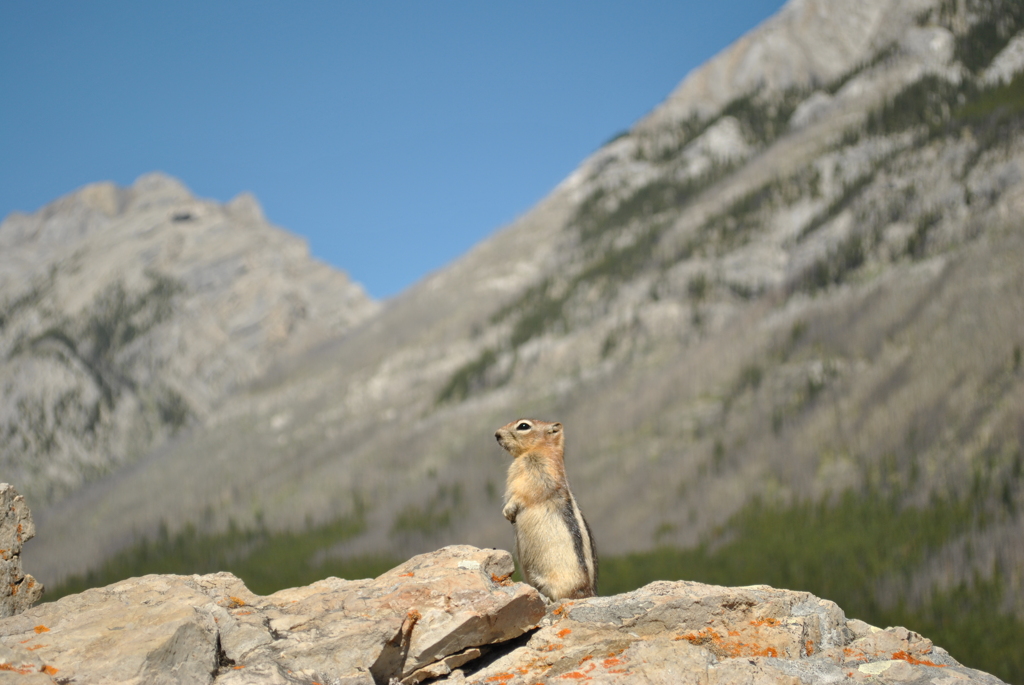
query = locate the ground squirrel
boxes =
[494,418,598,600]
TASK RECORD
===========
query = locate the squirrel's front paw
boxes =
[502,501,520,523]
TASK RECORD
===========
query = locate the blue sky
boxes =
[2,1,785,299]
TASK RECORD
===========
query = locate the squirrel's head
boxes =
[494,418,563,458]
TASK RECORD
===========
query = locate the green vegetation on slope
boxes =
[437,81,834,406]
[391,482,464,538]
[868,67,1024,141]
[959,71,1024,123]
[49,508,398,600]
[948,0,1024,75]
[437,347,500,404]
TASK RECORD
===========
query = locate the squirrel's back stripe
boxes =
[561,493,589,582]
[580,509,598,593]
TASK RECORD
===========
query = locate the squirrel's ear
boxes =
[549,423,562,434]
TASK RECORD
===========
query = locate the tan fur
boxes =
[495,418,598,601]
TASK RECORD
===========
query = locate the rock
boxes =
[0,546,1008,684]
[226,545,544,684]
[0,484,43,618]
[453,580,1006,684]
[982,33,1024,86]
[0,572,228,684]
[0,546,545,685]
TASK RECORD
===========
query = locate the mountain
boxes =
[0,173,377,503]
[8,0,1024,678]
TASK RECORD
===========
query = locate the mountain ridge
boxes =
[0,172,377,503]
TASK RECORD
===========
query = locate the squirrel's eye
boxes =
[516,422,531,431]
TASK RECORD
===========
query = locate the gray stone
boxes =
[0,546,1010,684]
[0,546,545,685]
[0,574,224,684]
[0,484,42,618]
[236,546,545,682]
[458,579,1005,684]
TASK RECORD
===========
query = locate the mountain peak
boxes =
[0,173,377,508]
[125,171,194,211]
[638,0,935,130]
[226,191,265,223]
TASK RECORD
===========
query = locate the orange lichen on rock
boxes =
[0,663,34,675]
[41,665,59,676]
[559,662,596,680]
[676,626,779,658]
[602,657,624,668]
[677,627,725,646]
[225,596,246,609]
[486,673,515,682]
[551,601,574,617]
[557,628,572,638]
[33,625,49,634]
[892,650,946,668]
[399,572,415,578]
[805,639,815,656]
[843,647,867,662]
[749,617,781,627]
[491,573,514,586]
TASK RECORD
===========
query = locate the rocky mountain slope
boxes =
[0,174,377,503]
[8,0,1024,676]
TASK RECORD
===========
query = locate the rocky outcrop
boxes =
[0,484,42,619]
[0,546,1007,684]
[0,546,540,685]
[457,582,1000,684]
[637,0,936,127]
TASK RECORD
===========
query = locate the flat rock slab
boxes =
[453,580,1007,684]
[0,545,545,684]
